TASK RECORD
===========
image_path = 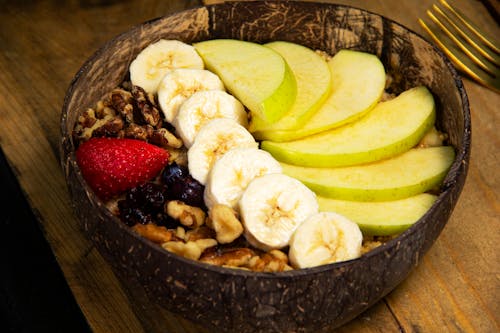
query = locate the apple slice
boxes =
[249,41,331,132]
[261,86,436,167]
[193,39,296,124]
[317,193,438,236]
[280,146,455,201]
[253,49,386,142]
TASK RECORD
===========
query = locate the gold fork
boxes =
[419,0,500,92]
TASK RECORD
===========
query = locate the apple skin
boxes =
[259,61,297,124]
[253,49,386,142]
[193,39,297,124]
[317,193,438,236]
[249,41,332,133]
[280,146,455,202]
[261,86,436,168]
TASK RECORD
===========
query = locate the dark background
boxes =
[0,147,90,333]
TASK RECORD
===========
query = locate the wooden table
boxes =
[0,0,498,332]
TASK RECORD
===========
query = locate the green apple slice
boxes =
[318,193,438,236]
[261,86,436,167]
[249,41,331,132]
[253,49,386,142]
[194,39,296,124]
[281,146,455,201]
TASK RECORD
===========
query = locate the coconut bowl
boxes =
[60,1,470,332]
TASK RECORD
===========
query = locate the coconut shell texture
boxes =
[60,1,470,332]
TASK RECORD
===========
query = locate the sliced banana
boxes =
[173,90,248,148]
[204,147,282,210]
[289,212,362,269]
[129,39,204,94]
[188,118,258,185]
[239,173,318,251]
[158,68,225,123]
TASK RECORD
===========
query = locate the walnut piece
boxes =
[166,200,206,228]
[123,123,153,141]
[168,147,188,166]
[91,116,124,138]
[185,226,216,242]
[95,100,116,118]
[162,238,217,261]
[199,247,255,267]
[149,127,183,149]
[247,250,293,272]
[132,223,177,244]
[110,88,135,123]
[73,106,124,142]
[361,240,383,255]
[361,235,396,255]
[174,226,186,240]
[207,204,244,244]
[73,85,184,150]
[200,247,292,272]
[132,85,162,127]
[78,108,97,128]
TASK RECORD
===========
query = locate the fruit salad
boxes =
[73,39,454,272]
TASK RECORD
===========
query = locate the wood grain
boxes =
[0,0,498,332]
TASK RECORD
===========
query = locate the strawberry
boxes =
[76,138,169,200]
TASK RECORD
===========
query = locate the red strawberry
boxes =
[76,138,169,200]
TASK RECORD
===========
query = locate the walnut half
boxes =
[162,238,217,261]
[247,250,293,272]
[199,247,292,272]
[207,204,244,244]
[166,200,206,228]
[132,223,177,244]
[199,247,255,268]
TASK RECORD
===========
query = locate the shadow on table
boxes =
[0,148,91,333]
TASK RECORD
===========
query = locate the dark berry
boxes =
[167,175,204,207]
[155,212,180,229]
[118,200,154,226]
[161,162,205,208]
[126,182,166,211]
[161,162,189,187]
[179,176,205,207]
[117,182,168,226]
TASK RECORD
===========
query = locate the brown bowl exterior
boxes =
[60,1,470,332]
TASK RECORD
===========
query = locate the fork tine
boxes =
[426,8,498,76]
[419,18,500,93]
[433,4,500,66]
[440,0,500,54]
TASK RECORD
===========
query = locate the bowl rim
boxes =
[60,0,471,279]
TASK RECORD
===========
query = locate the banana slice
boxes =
[173,90,248,148]
[204,147,282,210]
[158,68,225,123]
[129,39,204,94]
[239,173,318,251]
[289,212,362,269]
[188,118,257,185]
